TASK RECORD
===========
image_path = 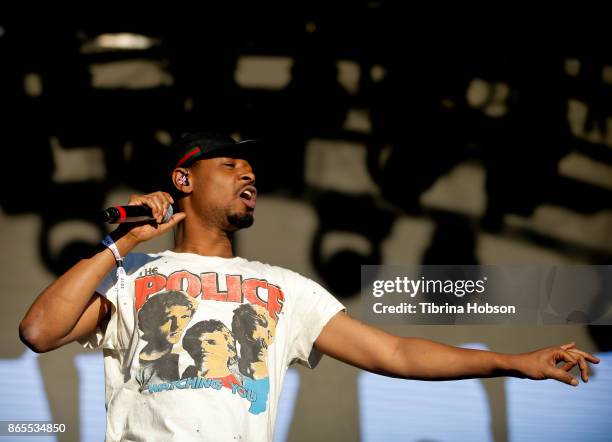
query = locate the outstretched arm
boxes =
[314,312,600,386]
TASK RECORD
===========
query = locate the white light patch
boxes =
[273,368,300,442]
[420,161,486,217]
[504,206,612,255]
[466,78,489,108]
[370,64,386,83]
[359,343,492,442]
[382,216,435,265]
[466,78,509,117]
[75,353,106,442]
[0,350,54,424]
[155,130,173,146]
[321,231,372,259]
[235,56,292,89]
[506,352,612,442]
[567,99,606,144]
[50,136,106,183]
[48,220,101,258]
[304,139,379,195]
[484,82,510,117]
[337,60,360,95]
[81,33,160,53]
[23,72,43,97]
[477,232,581,264]
[343,108,372,133]
[558,151,612,190]
[89,60,173,89]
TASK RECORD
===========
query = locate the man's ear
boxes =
[172,168,193,194]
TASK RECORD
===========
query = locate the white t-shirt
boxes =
[79,250,345,442]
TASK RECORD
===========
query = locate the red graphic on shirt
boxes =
[135,271,284,321]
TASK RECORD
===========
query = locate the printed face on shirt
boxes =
[251,305,276,350]
[231,303,279,379]
[188,156,256,231]
[159,305,193,345]
[200,329,237,365]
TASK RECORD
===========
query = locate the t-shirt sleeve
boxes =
[287,273,345,369]
[76,267,118,350]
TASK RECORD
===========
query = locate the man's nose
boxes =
[240,170,256,185]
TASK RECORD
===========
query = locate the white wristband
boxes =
[101,235,123,264]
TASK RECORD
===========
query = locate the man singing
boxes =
[19,133,600,441]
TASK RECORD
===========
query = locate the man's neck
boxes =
[199,359,231,378]
[173,218,235,258]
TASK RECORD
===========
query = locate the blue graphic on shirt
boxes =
[232,303,277,415]
[244,377,270,414]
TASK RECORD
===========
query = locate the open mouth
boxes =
[239,186,257,209]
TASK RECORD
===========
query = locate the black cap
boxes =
[169,133,258,172]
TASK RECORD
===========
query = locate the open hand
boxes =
[515,342,600,386]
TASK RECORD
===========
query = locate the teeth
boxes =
[241,189,253,199]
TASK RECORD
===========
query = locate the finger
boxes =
[158,212,186,231]
[555,349,578,367]
[128,194,147,206]
[154,193,174,221]
[575,356,589,382]
[160,212,186,230]
[546,367,578,386]
[151,197,167,223]
[559,361,576,372]
[561,342,575,350]
[128,195,162,221]
[144,196,164,222]
[159,191,174,205]
[161,200,174,221]
[161,206,168,223]
[567,348,600,364]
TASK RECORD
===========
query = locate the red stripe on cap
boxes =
[174,146,202,169]
[115,206,127,220]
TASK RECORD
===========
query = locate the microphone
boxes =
[100,205,174,224]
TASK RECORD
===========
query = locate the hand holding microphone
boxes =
[97,191,185,259]
[100,191,186,245]
[100,191,176,224]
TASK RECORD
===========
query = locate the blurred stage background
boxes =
[1,10,611,442]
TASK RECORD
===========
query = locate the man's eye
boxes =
[224,162,235,168]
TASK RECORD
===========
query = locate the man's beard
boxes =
[228,213,254,229]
